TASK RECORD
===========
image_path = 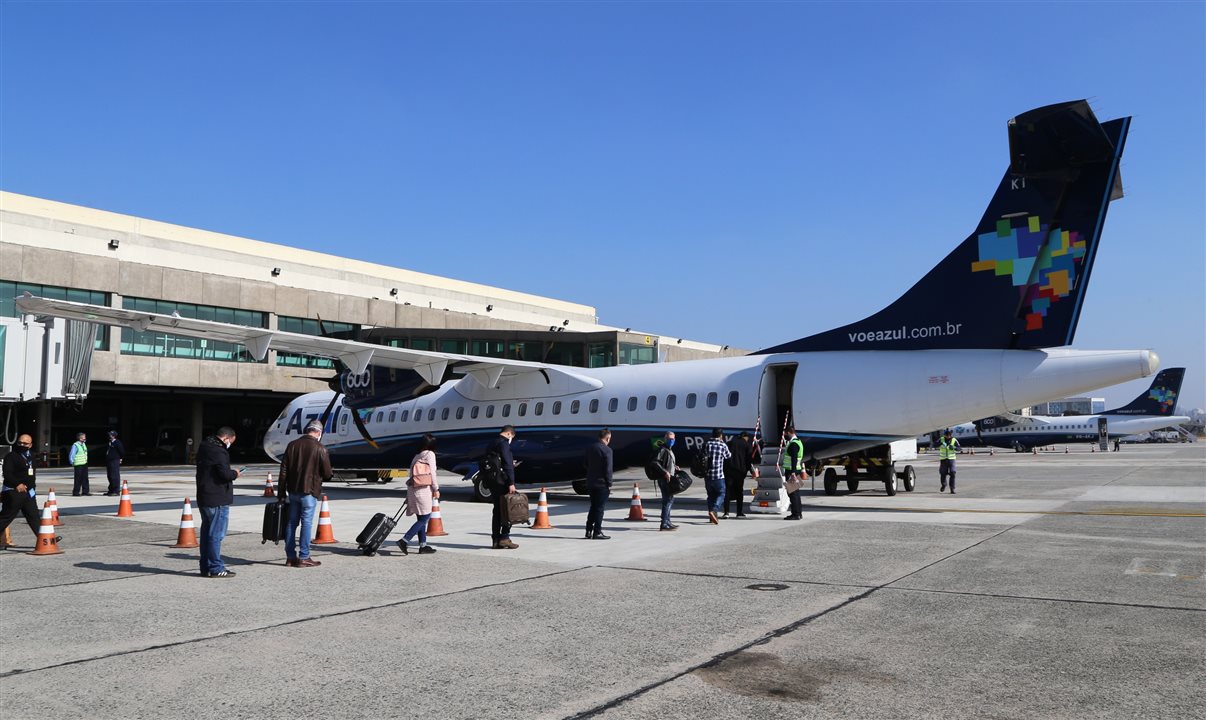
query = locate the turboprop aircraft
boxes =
[16,100,1158,500]
[939,368,1190,452]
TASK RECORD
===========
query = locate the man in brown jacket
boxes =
[278,419,332,568]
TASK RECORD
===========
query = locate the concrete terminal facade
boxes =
[0,190,741,463]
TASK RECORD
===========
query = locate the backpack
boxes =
[644,458,663,481]
[690,451,709,479]
[668,469,693,495]
[480,451,504,487]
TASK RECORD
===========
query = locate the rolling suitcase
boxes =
[357,505,405,556]
[503,492,530,525]
[262,500,287,544]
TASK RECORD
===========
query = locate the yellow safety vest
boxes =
[939,437,959,460]
[71,441,89,466]
[780,437,803,471]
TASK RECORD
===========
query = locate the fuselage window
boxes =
[552,401,561,415]
[571,400,581,414]
[589,399,598,413]
[535,402,544,416]
[471,406,480,419]
[706,392,718,408]
[428,408,436,421]
[486,405,495,419]
[377,412,384,423]
[518,403,528,417]
[627,397,637,412]
[728,391,739,407]
[385,412,393,423]
[401,410,408,422]
[646,395,657,411]
[441,407,450,421]
[686,393,697,409]
[666,394,676,410]
[502,404,512,418]
[608,398,618,413]
[456,407,464,420]
[415,409,423,422]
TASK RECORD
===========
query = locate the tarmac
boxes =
[1,442,1203,719]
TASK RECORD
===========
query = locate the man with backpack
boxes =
[703,429,732,524]
[652,431,679,531]
[484,425,519,549]
[723,431,754,518]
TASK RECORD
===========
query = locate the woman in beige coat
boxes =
[399,433,440,555]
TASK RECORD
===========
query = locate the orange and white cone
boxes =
[626,483,646,521]
[312,495,337,544]
[116,481,135,517]
[426,496,448,537]
[47,487,63,526]
[32,504,63,555]
[531,488,555,529]
[171,498,199,548]
[263,473,276,497]
[2,526,11,547]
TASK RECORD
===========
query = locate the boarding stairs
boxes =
[748,445,789,514]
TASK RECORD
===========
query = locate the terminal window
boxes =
[619,342,656,365]
[0,281,109,350]
[277,316,358,368]
[121,298,265,362]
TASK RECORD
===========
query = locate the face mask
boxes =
[224,440,232,449]
[667,439,675,448]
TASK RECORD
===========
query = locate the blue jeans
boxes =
[658,479,674,528]
[403,513,431,544]
[285,494,318,560]
[705,476,726,513]
[198,505,229,575]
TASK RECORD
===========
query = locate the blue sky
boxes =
[2,1,1203,410]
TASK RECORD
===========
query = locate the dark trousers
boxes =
[72,465,89,495]
[724,471,746,515]
[586,486,609,536]
[788,489,803,516]
[0,490,41,540]
[939,459,956,491]
[106,461,121,494]
[491,490,512,543]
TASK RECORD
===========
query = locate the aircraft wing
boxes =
[14,295,603,392]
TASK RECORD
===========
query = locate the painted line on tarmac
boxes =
[811,505,1206,518]
[0,566,587,679]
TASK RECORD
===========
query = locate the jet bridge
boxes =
[0,315,95,403]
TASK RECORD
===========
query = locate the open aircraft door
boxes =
[758,363,797,442]
[1097,417,1109,451]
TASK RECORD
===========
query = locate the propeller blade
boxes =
[972,420,985,444]
[320,391,341,426]
[350,408,379,449]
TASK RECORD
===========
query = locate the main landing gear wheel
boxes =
[883,463,898,496]
[901,465,916,492]
[846,478,860,494]
[472,475,494,503]
[572,480,588,496]
[823,468,839,496]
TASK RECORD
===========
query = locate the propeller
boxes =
[972,419,985,445]
[316,317,379,449]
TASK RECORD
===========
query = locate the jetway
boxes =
[0,315,95,403]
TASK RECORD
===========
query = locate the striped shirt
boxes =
[704,439,731,481]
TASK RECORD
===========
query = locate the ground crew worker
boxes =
[105,430,125,496]
[939,429,960,493]
[782,428,805,520]
[69,432,90,496]
[0,433,56,549]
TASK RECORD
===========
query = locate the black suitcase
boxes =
[262,500,287,544]
[357,506,405,556]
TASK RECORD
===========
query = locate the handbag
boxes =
[410,460,433,487]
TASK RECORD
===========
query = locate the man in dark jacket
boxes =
[485,425,518,549]
[278,420,332,568]
[104,430,125,496]
[723,431,754,518]
[195,427,241,577]
[0,433,52,549]
[654,431,678,531]
[584,428,614,540]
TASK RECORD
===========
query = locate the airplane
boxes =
[937,368,1191,452]
[16,99,1160,500]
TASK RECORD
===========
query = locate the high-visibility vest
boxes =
[71,441,89,466]
[939,437,959,460]
[780,437,803,471]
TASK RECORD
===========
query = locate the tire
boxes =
[901,465,916,492]
[846,478,860,494]
[884,470,898,496]
[472,474,494,503]
[823,468,839,496]
[572,480,588,496]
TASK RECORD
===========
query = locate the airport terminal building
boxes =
[0,191,740,464]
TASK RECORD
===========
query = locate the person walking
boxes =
[0,434,55,550]
[703,429,731,524]
[938,429,960,493]
[398,433,440,555]
[69,432,90,496]
[485,426,519,549]
[584,428,614,540]
[723,431,754,518]
[278,419,332,568]
[104,430,125,496]
[653,432,679,531]
[195,427,241,578]
[782,427,806,520]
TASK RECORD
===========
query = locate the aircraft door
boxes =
[1097,417,1108,451]
[339,409,351,438]
[758,364,797,446]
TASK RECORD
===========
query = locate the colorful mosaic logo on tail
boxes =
[970,216,1086,331]
[1148,387,1177,411]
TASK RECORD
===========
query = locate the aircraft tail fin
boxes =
[759,100,1130,353]
[1104,368,1185,416]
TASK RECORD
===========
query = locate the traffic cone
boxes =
[989,448,995,456]
[171,498,199,548]
[2,526,11,547]
[47,487,63,526]
[426,496,448,537]
[116,481,134,517]
[1065,446,1069,454]
[312,495,338,544]
[263,473,276,497]
[32,504,63,555]
[531,488,555,529]
[626,483,646,521]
